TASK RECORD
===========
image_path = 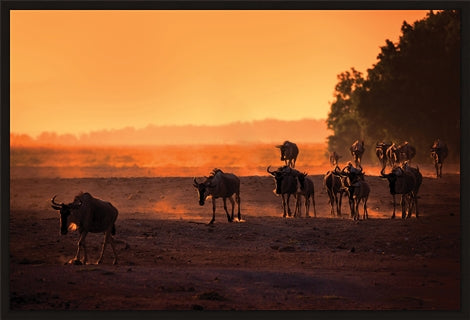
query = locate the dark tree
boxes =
[327,10,460,163]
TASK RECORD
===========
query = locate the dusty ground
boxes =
[8,166,461,312]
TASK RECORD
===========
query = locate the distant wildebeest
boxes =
[329,151,342,167]
[294,172,317,218]
[51,192,119,265]
[334,163,369,220]
[376,142,392,170]
[380,163,422,219]
[431,139,448,178]
[267,165,301,217]
[276,141,299,168]
[350,140,365,168]
[386,142,416,166]
[193,168,241,224]
[323,166,344,217]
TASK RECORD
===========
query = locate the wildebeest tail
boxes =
[112,224,116,235]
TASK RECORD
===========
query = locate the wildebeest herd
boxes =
[50,139,449,265]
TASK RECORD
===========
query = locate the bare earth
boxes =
[8,167,461,312]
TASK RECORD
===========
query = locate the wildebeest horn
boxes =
[193,177,199,187]
[380,167,389,177]
[266,165,275,175]
[51,195,63,210]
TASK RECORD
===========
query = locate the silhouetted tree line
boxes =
[326,10,460,163]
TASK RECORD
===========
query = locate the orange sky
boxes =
[10,10,430,138]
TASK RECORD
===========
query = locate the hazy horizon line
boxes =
[11,118,330,146]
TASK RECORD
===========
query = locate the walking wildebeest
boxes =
[431,139,448,178]
[276,141,299,168]
[294,172,317,218]
[350,140,365,168]
[323,166,344,217]
[193,168,241,224]
[267,165,300,217]
[376,142,392,170]
[334,165,369,220]
[51,192,118,265]
[380,163,422,219]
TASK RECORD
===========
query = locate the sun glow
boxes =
[10,10,429,137]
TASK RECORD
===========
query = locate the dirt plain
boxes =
[7,163,463,315]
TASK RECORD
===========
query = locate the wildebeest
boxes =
[267,165,300,217]
[350,140,365,168]
[276,141,299,168]
[387,142,416,166]
[51,192,118,265]
[193,168,241,224]
[323,167,344,217]
[334,164,369,220]
[294,173,317,218]
[376,142,392,170]
[380,163,422,219]
[329,151,342,167]
[431,139,448,178]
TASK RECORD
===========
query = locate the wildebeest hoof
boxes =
[70,259,82,265]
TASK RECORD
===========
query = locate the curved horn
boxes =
[380,167,389,177]
[51,195,63,210]
[193,177,199,187]
[266,165,275,175]
[51,195,61,206]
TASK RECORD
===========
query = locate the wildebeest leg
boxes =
[73,231,88,264]
[337,192,343,216]
[311,194,317,217]
[228,196,235,221]
[236,193,241,221]
[407,194,418,219]
[327,190,334,216]
[286,194,293,217]
[363,196,369,219]
[302,196,308,217]
[348,197,354,219]
[352,198,358,220]
[391,194,397,219]
[222,197,233,222]
[281,194,287,217]
[209,198,216,224]
[294,194,301,217]
[97,230,117,265]
[400,195,407,219]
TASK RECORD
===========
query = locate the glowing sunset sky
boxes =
[10,10,430,137]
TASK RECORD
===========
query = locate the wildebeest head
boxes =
[267,165,299,194]
[380,167,403,194]
[267,166,283,193]
[51,195,82,235]
[193,177,214,206]
[276,144,287,160]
